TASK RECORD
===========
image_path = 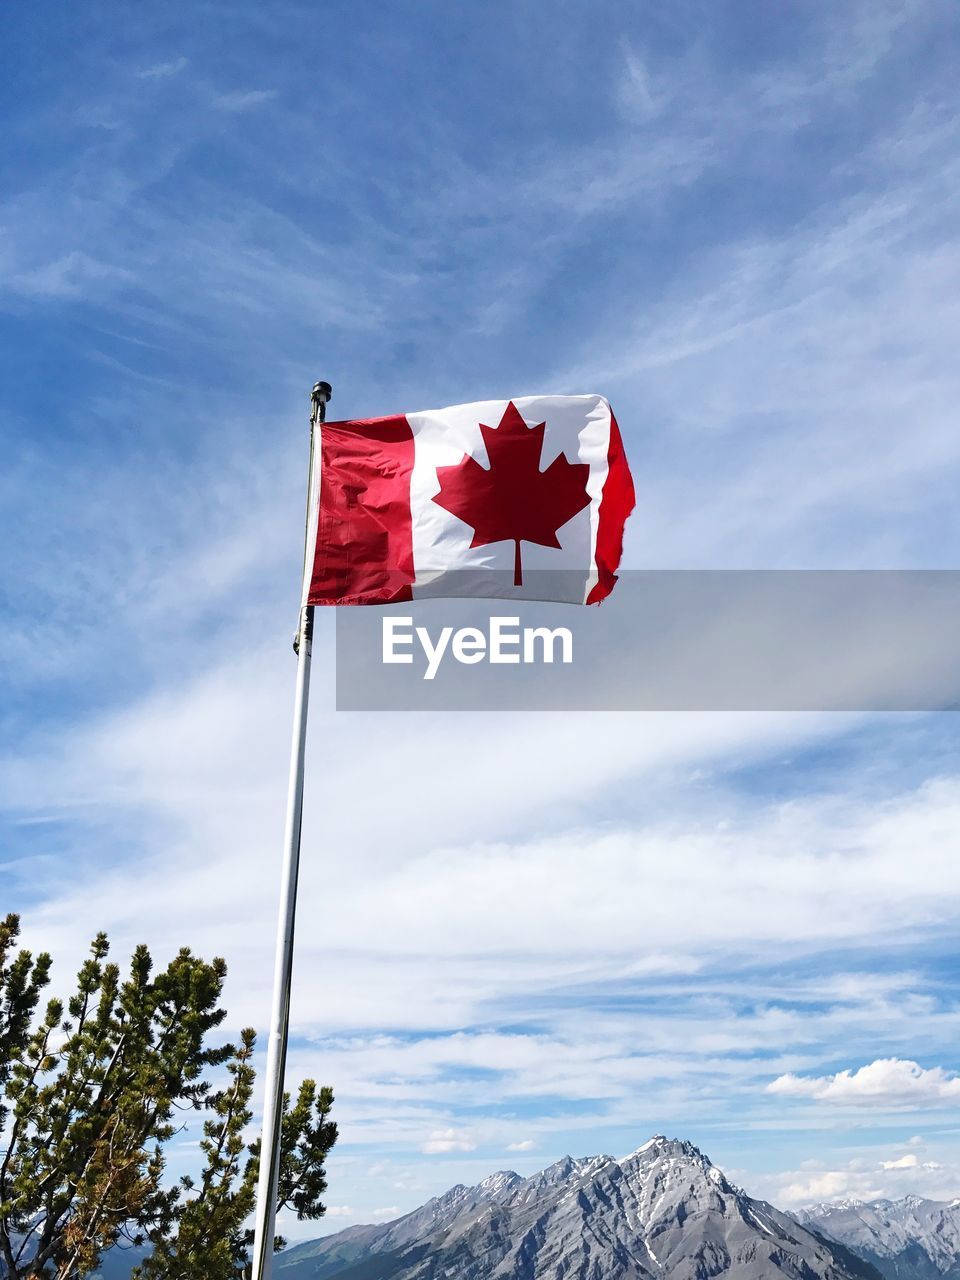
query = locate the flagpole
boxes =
[250,379,331,1280]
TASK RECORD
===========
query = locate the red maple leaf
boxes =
[432,401,591,586]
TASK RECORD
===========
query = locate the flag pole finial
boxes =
[293,381,331,655]
[311,380,332,425]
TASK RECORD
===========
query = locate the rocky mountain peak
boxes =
[277,1135,886,1279]
[475,1169,523,1199]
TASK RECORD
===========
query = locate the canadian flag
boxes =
[305,394,634,606]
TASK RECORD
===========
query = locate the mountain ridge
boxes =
[799,1195,960,1280]
[276,1134,884,1279]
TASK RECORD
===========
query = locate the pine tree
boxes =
[135,1033,336,1280]
[0,916,336,1280]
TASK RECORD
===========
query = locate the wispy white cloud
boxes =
[421,1128,476,1155]
[6,670,960,1045]
[616,37,660,120]
[213,88,277,112]
[136,57,188,80]
[758,1137,959,1208]
[9,250,136,299]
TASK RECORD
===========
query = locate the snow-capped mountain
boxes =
[798,1196,960,1279]
[275,1135,882,1278]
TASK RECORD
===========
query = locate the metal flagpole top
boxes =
[294,380,332,655]
[311,380,332,425]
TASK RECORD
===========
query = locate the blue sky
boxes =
[3,0,960,1241]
